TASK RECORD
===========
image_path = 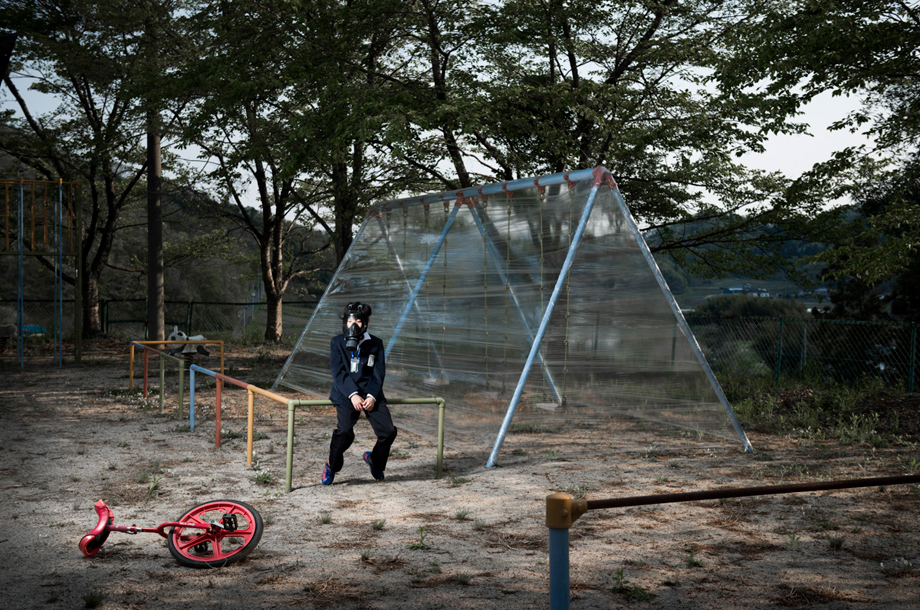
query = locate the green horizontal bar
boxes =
[286,397,446,492]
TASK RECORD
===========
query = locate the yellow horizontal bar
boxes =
[248,385,288,404]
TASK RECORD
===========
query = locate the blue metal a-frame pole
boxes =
[467,203,562,404]
[385,201,462,357]
[486,172,606,467]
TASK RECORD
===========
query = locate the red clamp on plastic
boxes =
[563,172,577,190]
[501,182,513,198]
[534,178,546,195]
[478,186,488,202]
[592,167,616,189]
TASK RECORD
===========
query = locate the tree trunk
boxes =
[83,271,102,337]
[147,115,165,341]
[265,291,282,342]
[331,162,357,265]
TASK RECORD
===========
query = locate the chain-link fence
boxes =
[686,315,917,391]
[3,301,917,391]
[0,298,319,346]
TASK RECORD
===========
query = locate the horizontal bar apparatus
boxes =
[546,473,920,610]
[285,397,446,493]
[129,339,225,390]
[189,364,255,448]
[130,342,186,415]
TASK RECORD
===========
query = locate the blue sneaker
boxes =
[321,462,335,485]
[363,451,385,482]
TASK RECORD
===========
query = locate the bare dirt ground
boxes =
[1,341,919,609]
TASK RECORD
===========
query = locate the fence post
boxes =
[910,324,917,393]
[801,323,808,374]
[186,301,193,332]
[774,320,784,382]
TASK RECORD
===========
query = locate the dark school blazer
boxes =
[329,332,387,408]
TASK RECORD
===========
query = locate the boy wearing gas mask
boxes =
[322,302,397,484]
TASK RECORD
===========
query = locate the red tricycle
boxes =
[80,498,263,568]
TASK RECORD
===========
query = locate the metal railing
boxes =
[285,397,447,493]
[545,473,920,610]
[131,342,186,414]
[184,364,288,465]
[128,340,225,389]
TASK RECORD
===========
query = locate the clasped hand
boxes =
[350,394,376,411]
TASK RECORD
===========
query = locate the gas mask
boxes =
[345,319,364,351]
[343,303,367,351]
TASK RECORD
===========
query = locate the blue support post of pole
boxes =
[376,215,448,375]
[486,179,602,468]
[385,201,462,358]
[467,203,562,404]
[549,527,570,610]
[546,492,586,610]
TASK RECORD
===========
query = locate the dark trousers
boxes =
[328,402,397,473]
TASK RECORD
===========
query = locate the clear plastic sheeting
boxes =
[276,168,750,462]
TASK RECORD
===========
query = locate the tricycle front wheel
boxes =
[167,499,263,568]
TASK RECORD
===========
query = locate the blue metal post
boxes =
[376,215,447,374]
[486,183,601,467]
[386,202,462,357]
[468,204,562,403]
[549,527,570,610]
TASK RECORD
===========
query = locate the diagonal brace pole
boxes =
[376,215,447,375]
[386,202,462,357]
[468,203,562,403]
[486,181,603,467]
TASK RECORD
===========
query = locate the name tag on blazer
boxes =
[367,354,376,367]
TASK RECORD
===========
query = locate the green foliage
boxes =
[406,526,429,550]
[251,471,275,486]
[610,568,655,602]
[684,551,704,568]
[716,0,920,303]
